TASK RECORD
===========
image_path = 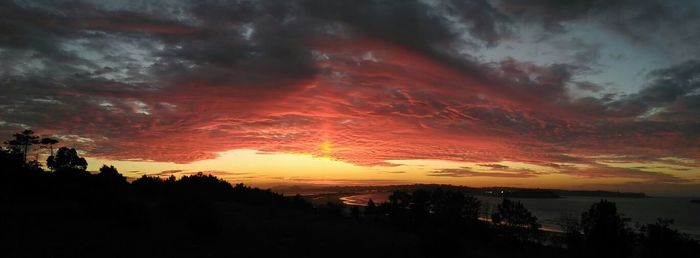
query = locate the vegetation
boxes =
[491,198,540,229]
[0,130,697,258]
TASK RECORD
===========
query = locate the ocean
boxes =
[340,192,700,238]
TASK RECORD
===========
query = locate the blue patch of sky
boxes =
[475,21,677,99]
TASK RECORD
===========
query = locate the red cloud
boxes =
[6,37,699,176]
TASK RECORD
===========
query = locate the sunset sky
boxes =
[2,0,699,195]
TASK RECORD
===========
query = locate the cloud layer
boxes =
[1,0,699,188]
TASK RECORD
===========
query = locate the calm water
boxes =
[341,192,700,237]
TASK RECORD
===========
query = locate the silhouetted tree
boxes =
[289,193,314,211]
[98,165,126,183]
[386,190,411,223]
[558,213,584,253]
[409,189,430,223]
[6,129,40,163]
[0,147,24,171]
[579,200,633,258]
[24,159,43,172]
[389,190,412,209]
[132,175,174,196]
[49,147,88,172]
[377,188,483,238]
[45,155,55,171]
[40,137,59,156]
[431,189,481,223]
[176,172,234,201]
[491,198,540,231]
[638,219,700,258]
[321,202,345,218]
[365,198,377,219]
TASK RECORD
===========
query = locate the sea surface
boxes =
[340,192,700,238]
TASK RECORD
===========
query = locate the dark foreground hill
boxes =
[3,168,698,258]
[1,169,564,258]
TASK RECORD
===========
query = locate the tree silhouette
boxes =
[40,137,59,156]
[98,164,126,183]
[386,190,412,223]
[40,137,59,171]
[320,202,345,218]
[49,147,88,172]
[132,175,175,196]
[638,219,700,258]
[0,146,24,170]
[6,129,40,163]
[365,198,377,219]
[409,189,430,223]
[491,198,540,231]
[431,189,481,223]
[579,200,633,258]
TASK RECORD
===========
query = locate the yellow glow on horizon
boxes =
[84,149,700,192]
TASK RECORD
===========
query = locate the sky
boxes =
[1,0,700,195]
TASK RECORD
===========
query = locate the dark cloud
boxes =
[429,167,537,178]
[152,1,320,96]
[561,164,689,184]
[479,164,510,170]
[302,0,453,48]
[608,60,700,121]
[0,1,191,63]
[575,82,605,93]
[437,0,512,46]
[496,0,625,31]
[544,163,576,169]
[154,169,184,177]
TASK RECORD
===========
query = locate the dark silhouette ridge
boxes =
[487,188,561,198]
[278,184,648,199]
[0,130,698,258]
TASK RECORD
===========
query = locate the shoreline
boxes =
[328,192,700,239]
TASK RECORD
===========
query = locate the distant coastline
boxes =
[274,184,648,199]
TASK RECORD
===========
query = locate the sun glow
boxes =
[80,148,700,195]
[320,141,333,158]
